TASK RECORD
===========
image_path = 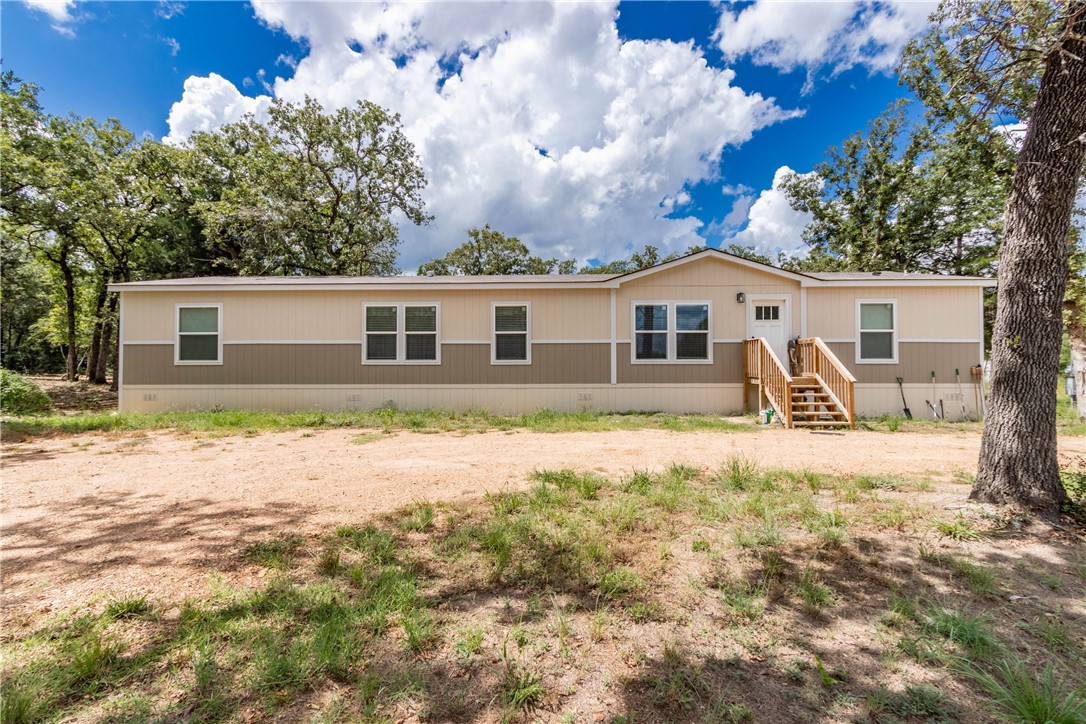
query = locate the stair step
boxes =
[794,420,848,427]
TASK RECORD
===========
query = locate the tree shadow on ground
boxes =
[2,489,314,615]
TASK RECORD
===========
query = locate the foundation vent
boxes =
[143,393,157,402]
[346,393,363,402]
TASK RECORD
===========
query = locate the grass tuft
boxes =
[960,659,1086,724]
[244,534,304,569]
[935,516,985,541]
[795,568,835,612]
[396,502,436,532]
[104,594,150,620]
[925,606,999,658]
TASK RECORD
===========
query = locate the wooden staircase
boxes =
[743,337,856,429]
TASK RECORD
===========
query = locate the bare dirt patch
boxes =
[28,374,118,414]
[2,426,1084,722]
[0,426,1079,629]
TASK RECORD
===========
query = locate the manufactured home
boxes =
[109,249,991,427]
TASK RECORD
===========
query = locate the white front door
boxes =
[748,297,791,365]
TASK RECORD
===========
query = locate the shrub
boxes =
[0,369,51,416]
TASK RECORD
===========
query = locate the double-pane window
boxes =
[634,302,711,362]
[858,301,896,362]
[493,304,530,363]
[364,304,439,363]
[176,305,221,364]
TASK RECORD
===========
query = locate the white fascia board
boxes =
[610,248,813,287]
[804,278,994,288]
[107,282,609,293]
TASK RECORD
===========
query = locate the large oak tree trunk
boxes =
[973,7,1086,518]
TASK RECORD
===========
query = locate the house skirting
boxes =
[118,382,982,420]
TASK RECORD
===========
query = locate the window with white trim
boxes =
[754,305,780,321]
[857,300,896,362]
[633,302,711,362]
[363,304,439,363]
[493,303,530,363]
[176,304,222,364]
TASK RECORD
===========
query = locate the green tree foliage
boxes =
[781,103,1012,276]
[191,96,430,276]
[581,244,704,274]
[418,225,576,276]
[0,233,53,371]
[1,71,433,381]
[0,368,52,415]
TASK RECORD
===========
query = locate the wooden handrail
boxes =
[743,338,793,427]
[795,337,856,428]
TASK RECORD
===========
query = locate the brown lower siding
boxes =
[826,342,982,384]
[123,340,979,388]
[123,343,610,385]
[616,343,743,384]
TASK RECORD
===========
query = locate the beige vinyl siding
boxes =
[122,289,611,343]
[616,257,801,340]
[119,383,745,415]
[124,343,610,385]
[806,286,982,340]
[617,343,742,384]
[825,342,982,384]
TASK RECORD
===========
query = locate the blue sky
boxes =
[3,0,934,269]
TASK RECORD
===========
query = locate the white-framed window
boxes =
[632,301,712,363]
[363,303,440,364]
[492,302,531,364]
[856,299,897,364]
[754,304,780,321]
[175,303,223,365]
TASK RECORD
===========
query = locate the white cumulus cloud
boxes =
[727,166,815,257]
[715,0,935,88]
[165,1,801,270]
[24,0,78,35]
[165,74,272,144]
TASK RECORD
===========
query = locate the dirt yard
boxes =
[0,425,1079,629]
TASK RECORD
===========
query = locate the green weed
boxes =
[925,606,999,658]
[961,659,1086,724]
[532,468,606,499]
[935,516,985,541]
[600,567,643,600]
[397,502,436,532]
[103,594,149,620]
[454,626,485,660]
[244,534,304,569]
[796,569,834,612]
